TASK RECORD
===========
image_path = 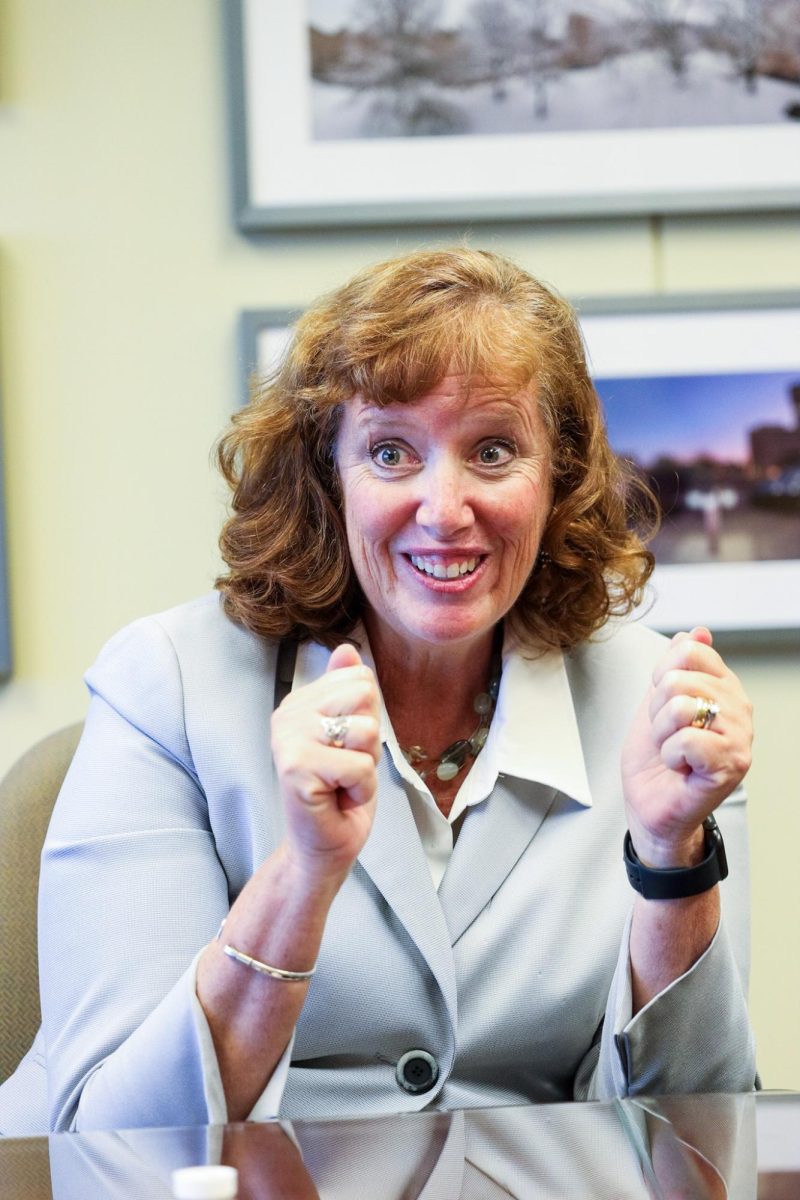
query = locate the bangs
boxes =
[325,296,542,408]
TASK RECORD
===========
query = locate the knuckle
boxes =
[362,714,381,739]
[354,679,380,712]
[730,748,751,777]
[275,748,301,779]
[352,664,375,689]
[662,668,683,696]
[357,745,379,772]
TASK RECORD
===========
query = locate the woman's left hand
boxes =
[621,627,753,867]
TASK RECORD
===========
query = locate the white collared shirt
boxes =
[294,627,593,889]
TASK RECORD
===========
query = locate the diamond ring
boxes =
[321,715,352,748]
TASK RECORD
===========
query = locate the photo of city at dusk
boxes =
[596,369,800,565]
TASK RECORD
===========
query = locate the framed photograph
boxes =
[239,294,800,638]
[579,293,800,638]
[226,0,800,229]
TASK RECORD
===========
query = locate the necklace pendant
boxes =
[469,725,490,754]
[399,625,503,786]
[403,745,427,764]
[436,738,470,781]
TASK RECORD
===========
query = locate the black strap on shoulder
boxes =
[273,638,298,711]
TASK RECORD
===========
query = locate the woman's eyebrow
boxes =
[352,407,413,431]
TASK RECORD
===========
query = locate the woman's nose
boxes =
[415,462,473,537]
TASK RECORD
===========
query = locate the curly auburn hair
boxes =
[216,246,657,651]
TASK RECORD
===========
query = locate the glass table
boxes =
[1,1091,797,1198]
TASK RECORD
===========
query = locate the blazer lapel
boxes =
[438,776,559,946]
[357,752,458,1027]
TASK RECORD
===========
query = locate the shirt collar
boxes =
[492,627,592,808]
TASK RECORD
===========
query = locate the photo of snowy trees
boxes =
[308,0,800,139]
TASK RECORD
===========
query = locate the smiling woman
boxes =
[218,248,657,652]
[0,247,757,1135]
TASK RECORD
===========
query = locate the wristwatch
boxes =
[623,815,728,900]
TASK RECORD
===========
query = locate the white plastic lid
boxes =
[171,1165,238,1199]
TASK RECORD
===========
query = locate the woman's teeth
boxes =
[410,555,479,579]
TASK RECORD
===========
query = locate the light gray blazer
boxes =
[0,594,755,1134]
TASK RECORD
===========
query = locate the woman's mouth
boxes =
[408,554,481,580]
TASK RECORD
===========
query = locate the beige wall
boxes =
[0,0,798,1088]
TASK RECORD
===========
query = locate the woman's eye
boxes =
[477,441,514,466]
[371,442,409,468]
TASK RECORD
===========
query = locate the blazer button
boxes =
[395,1049,439,1095]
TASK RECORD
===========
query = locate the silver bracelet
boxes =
[216,920,316,982]
[222,943,316,981]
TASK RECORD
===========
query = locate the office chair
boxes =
[0,723,83,1082]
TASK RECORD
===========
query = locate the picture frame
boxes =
[225,1,800,230]
[238,293,800,640]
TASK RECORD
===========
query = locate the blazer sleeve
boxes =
[39,616,290,1132]
[574,786,757,1099]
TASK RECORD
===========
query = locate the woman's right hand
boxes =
[196,642,379,1121]
[271,643,381,885]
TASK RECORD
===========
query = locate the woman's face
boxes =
[336,374,553,656]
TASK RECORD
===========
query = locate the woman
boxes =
[0,247,755,1134]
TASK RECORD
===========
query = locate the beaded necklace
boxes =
[400,625,503,783]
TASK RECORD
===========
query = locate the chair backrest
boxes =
[0,723,83,1082]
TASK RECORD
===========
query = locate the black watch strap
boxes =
[623,815,728,900]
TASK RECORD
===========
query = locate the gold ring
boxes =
[321,715,351,748]
[691,697,720,730]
